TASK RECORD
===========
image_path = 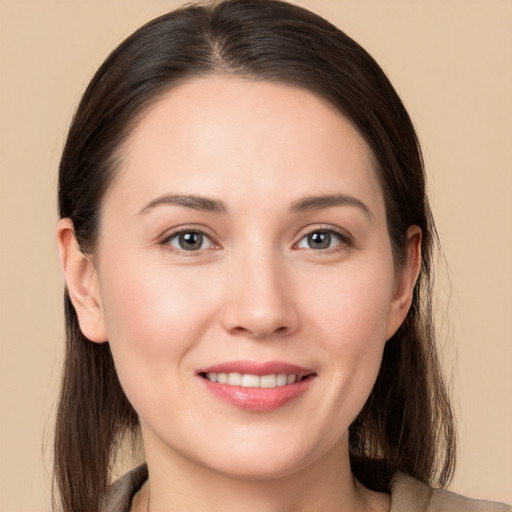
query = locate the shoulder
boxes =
[101,464,148,512]
[390,473,512,512]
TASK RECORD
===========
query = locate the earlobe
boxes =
[385,226,422,340]
[56,218,108,343]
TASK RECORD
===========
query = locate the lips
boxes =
[196,360,316,411]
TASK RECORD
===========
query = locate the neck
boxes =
[134,432,388,512]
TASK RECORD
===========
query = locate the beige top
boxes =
[102,464,512,512]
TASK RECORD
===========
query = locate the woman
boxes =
[54,1,511,511]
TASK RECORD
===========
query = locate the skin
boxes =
[57,77,421,512]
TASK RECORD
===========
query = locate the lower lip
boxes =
[199,376,314,412]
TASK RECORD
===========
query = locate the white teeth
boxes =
[205,372,305,388]
[227,372,242,386]
[260,374,277,388]
[287,374,296,384]
[276,374,287,386]
[242,374,260,387]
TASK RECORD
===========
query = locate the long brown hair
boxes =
[55,1,455,510]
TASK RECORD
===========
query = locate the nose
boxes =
[220,250,300,339]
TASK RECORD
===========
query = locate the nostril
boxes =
[219,292,300,339]
[229,324,288,338]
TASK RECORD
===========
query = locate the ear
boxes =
[385,225,422,340]
[56,218,108,343]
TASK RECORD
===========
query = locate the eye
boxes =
[165,230,215,252]
[296,229,347,250]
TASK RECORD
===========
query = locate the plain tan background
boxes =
[1,1,511,510]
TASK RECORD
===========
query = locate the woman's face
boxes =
[85,77,418,478]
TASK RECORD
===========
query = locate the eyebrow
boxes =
[138,194,227,215]
[137,192,372,218]
[290,194,372,218]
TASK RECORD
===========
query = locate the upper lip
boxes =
[197,360,314,377]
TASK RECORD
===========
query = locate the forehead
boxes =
[105,76,384,215]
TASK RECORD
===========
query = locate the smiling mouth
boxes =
[196,361,316,411]
[199,372,312,388]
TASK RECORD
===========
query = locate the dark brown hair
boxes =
[55,1,455,510]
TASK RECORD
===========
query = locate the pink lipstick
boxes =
[196,360,315,412]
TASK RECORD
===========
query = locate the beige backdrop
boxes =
[1,1,511,510]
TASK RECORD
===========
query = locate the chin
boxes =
[181,425,339,482]
[199,451,310,481]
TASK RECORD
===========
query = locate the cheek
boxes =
[305,257,395,344]
[302,258,395,415]
[102,254,217,338]
[97,257,219,402]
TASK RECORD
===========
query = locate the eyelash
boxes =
[160,226,352,255]
[295,226,351,252]
[161,227,219,255]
